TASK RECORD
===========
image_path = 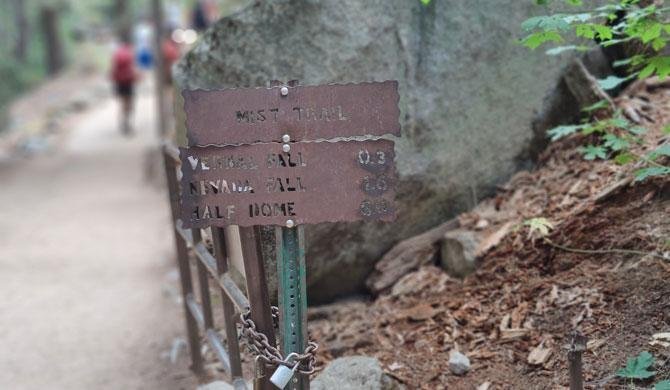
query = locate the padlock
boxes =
[269,353,300,389]
[253,356,266,390]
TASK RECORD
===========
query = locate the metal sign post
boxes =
[179,79,400,390]
[276,225,308,389]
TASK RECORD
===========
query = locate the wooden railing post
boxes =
[162,146,204,375]
[239,226,276,390]
[211,227,245,383]
[192,228,215,330]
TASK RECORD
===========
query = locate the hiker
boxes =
[110,38,138,135]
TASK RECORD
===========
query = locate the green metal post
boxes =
[276,225,308,390]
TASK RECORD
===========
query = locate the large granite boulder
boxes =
[174,0,578,302]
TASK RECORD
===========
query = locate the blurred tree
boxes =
[12,0,28,62]
[40,5,64,75]
[115,0,132,41]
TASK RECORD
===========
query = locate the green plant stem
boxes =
[634,153,668,169]
[543,238,669,260]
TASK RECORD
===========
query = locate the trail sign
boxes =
[180,139,397,228]
[183,81,400,146]
[177,80,401,390]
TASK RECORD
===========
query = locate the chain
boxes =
[240,307,318,374]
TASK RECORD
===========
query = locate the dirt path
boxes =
[0,90,197,389]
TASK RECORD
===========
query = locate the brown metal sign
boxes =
[183,81,400,146]
[179,139,397,228]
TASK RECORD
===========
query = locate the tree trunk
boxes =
[152,0,167,137]
[13,0,28,62]
[40,6,64,75]
[115,0,131,41]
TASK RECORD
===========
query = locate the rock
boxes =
[198,379,248,390]
[527,344,552,366]
[174,0,608,302]
[477,382,492,390]
[440,230,478,278]
[311,356,404,390]
[197,380,233,390]
[448,350,471,376]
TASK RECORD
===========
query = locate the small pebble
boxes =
[448,350,470,376]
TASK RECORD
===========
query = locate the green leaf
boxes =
[546,45,589,55]
[603,134,630,151]
[522,16,570,32]
[629,126,647,135]
[616,351,656,379]
[598,75,634,90]
[638,56,670,79]
[657,380,670,390]
[635,166,670,181]
[420,0,431,5]
[566,0,583,5]
[640,63,656,79]
[576,24,596,39]
[615,152,636,165]
[601,37,634,47]
[523,218,554,238]
[521,31,564,49]
[613,58,634,68]
[576,24,613,41]
[547,124,584,141]
[663,124,670,134]
[582,120,610,134]
[641,22,663,43]
[652,37,667,52]
[564,13,592,24]
[648,144,670,160]
[610,117,631,129]
[581,145,608,160]
[582,100,610,113]
[594,24,614,40]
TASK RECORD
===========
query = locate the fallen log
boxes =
[366,216,517,294]
[439,221,515,278]
[365,218,459,294]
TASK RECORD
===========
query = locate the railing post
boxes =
[211,227,245,383]
[162,147,203,375]
[192,228,215,330]
[568,331,587,390]
[239,226,276,390]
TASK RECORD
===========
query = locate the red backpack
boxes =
[111,44,136,85]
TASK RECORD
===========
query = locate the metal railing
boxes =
[162,143,277,389]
